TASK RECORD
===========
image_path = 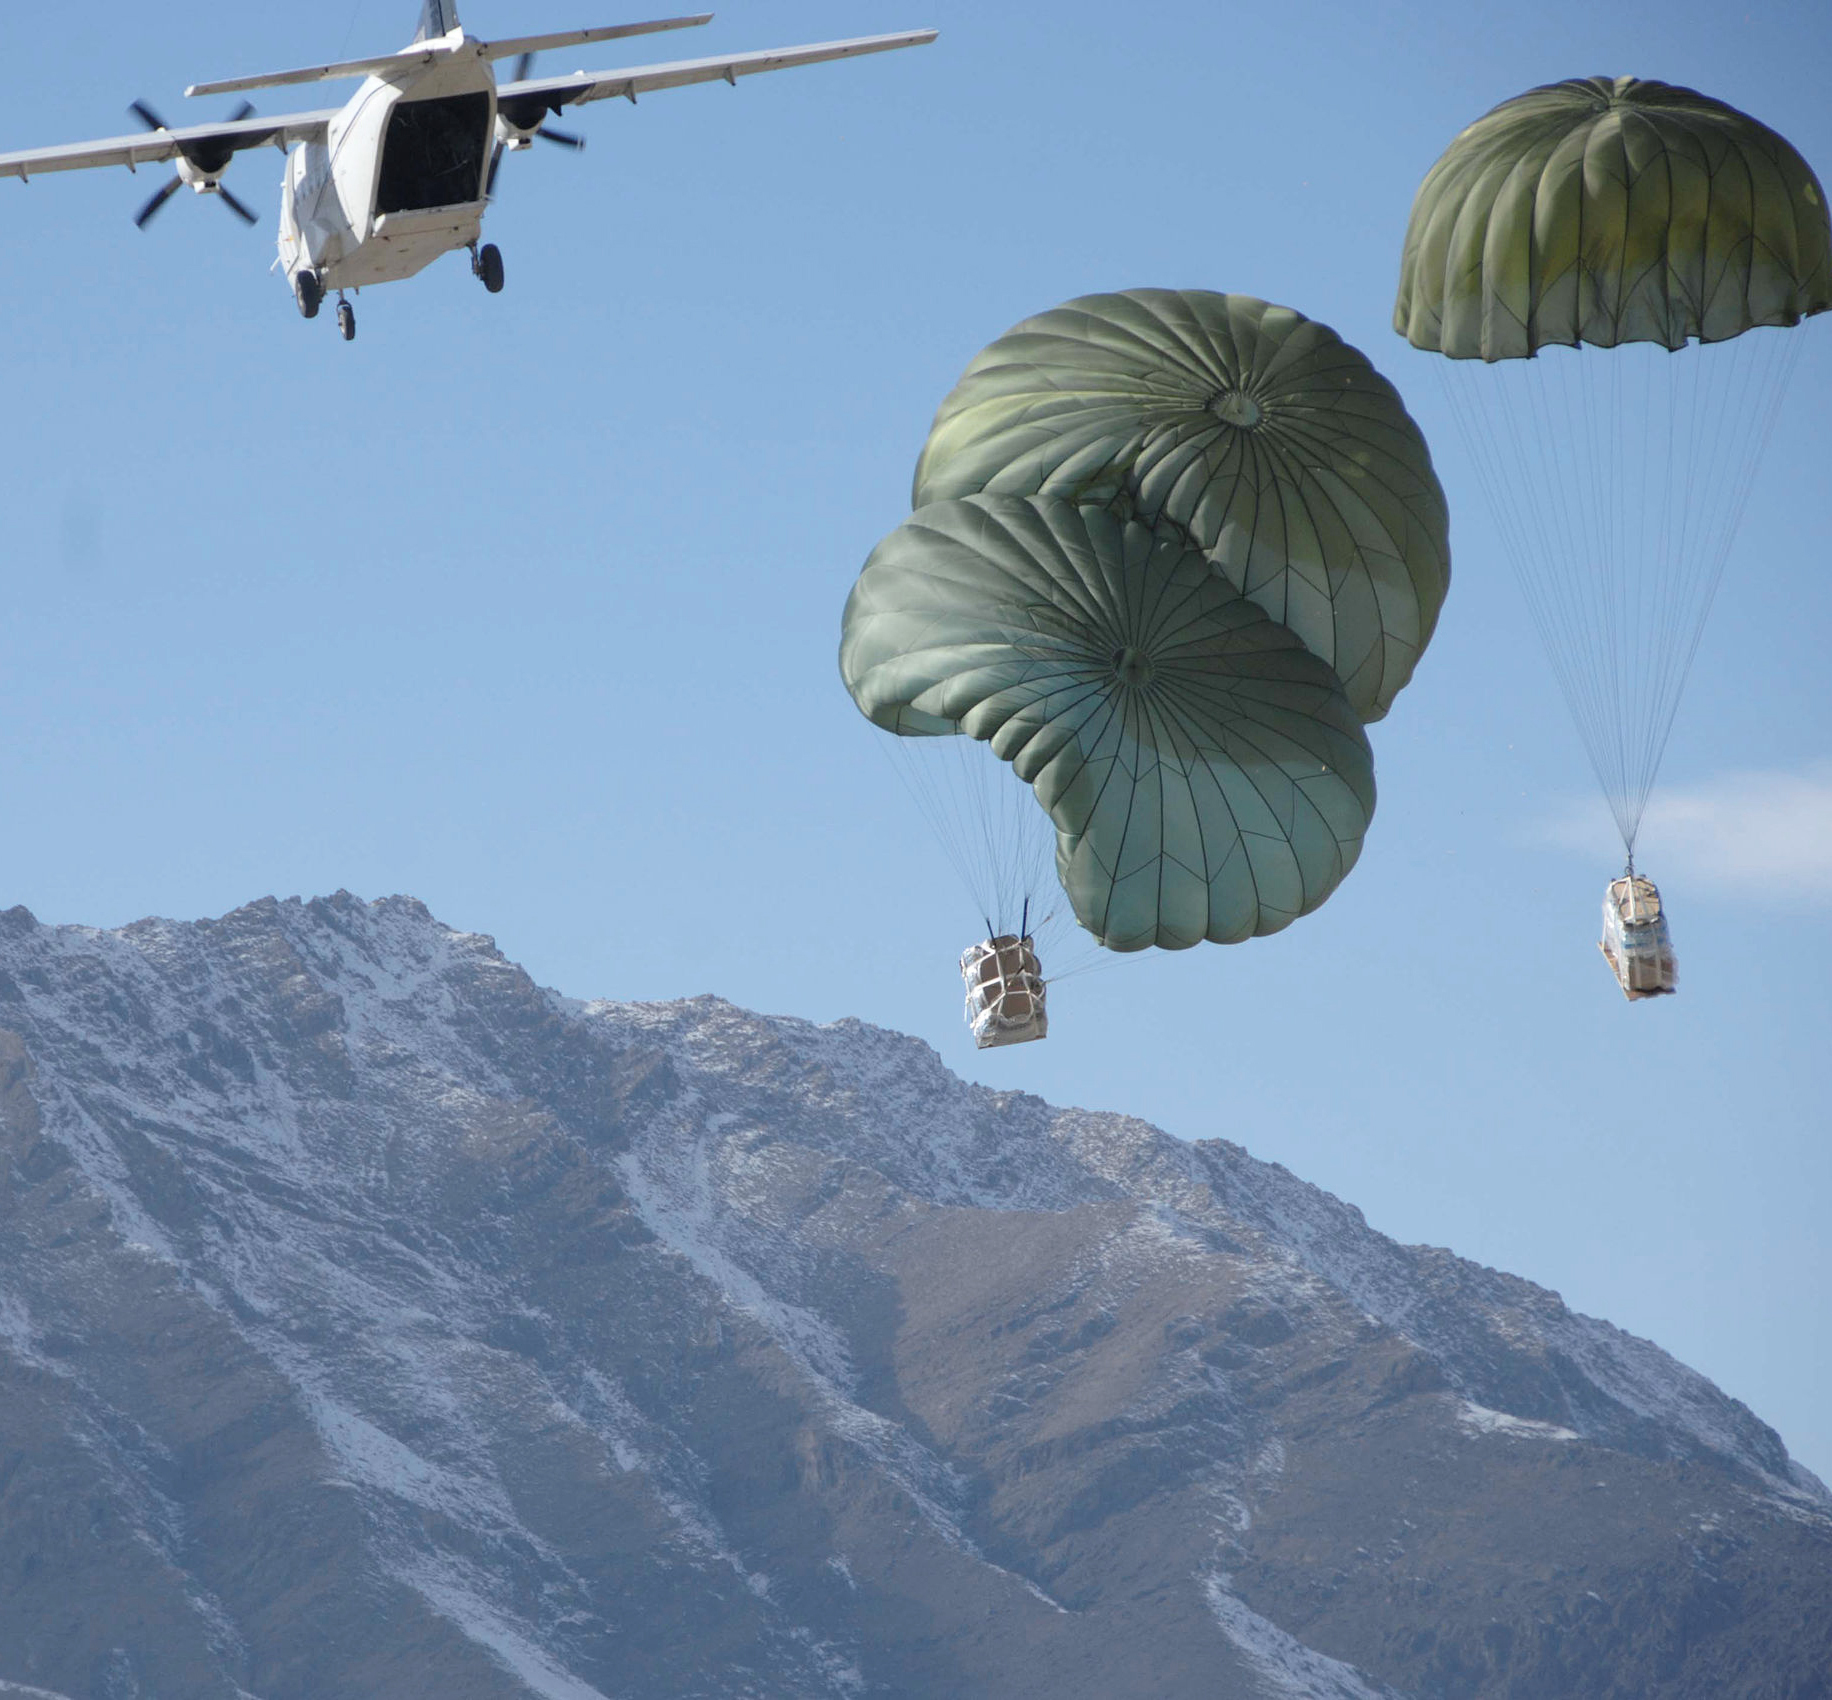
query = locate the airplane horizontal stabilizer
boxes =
[186,50,446,100]
[188,13,716,99]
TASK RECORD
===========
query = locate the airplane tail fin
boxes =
[415,0,462,42]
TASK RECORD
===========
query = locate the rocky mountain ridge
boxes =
[0,894,1826,1699]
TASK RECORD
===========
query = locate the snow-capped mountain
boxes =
[0,894,1825,1699]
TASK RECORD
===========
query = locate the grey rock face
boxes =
[0,894,1825,1700]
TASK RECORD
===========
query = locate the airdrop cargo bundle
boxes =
[961,935,1047,1049]
[1600,873,1679,1001]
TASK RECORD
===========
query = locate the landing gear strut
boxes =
[472,242,505,294]
[336,295,356,342]
[294,268,322,320]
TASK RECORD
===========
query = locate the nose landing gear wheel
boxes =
[294,269,322,320]
[337,299,356,342]
[474,243,505,294]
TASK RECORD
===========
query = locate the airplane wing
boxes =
[0,109,335,182]
[494,28,937,119]
[184,13,715,99]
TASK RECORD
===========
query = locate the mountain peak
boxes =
[0,895,1825,1698]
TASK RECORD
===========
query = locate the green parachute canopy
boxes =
[843,288,1445,959]
[1394,77,1827,866]
[1394,75,1832,362]
[841,496,1376,951]
[913,290,1451,721]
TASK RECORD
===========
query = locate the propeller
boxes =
[513,53,586,149]
[133,175,186,229]
[488,53,585,198]
[129,100,261,228]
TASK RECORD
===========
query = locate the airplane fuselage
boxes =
[281,43,497,292]
[0,7,936,339]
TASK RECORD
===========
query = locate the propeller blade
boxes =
[217,185,259,226]
[514,52,536,83]
[134,175,184,228]
[485,140,505,200]
[136,96,254,131]
[537,126,585,150]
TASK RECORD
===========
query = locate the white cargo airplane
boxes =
[0,1,935,340]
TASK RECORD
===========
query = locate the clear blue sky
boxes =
[2,0,1827,1482]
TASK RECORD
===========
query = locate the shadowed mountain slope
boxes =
[0,894,1825,1699]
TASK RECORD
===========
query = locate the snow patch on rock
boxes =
[1458,1401,1579,1442]
[405,1555,616,1700]
[1204,1575,1408,1699]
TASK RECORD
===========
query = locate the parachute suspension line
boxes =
[875,735,972,897]
[1613,328,1801,848]
[871,728,1039,930]
[1436,327,1805,857]
[1440,356,1638,837]
[869,724,1112,980]
[1521,352,1621,819]
[1463,349,1632,850]
[1633,328,1802,839]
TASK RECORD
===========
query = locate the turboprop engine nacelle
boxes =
[495,107,542,146]
[490,75,587,173]
[176,153,230,193]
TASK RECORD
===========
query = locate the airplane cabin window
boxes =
[377,92,491,214]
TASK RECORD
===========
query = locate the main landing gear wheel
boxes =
[475,243,505,294]
[294,269,322,320]
[337,299,356,342]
